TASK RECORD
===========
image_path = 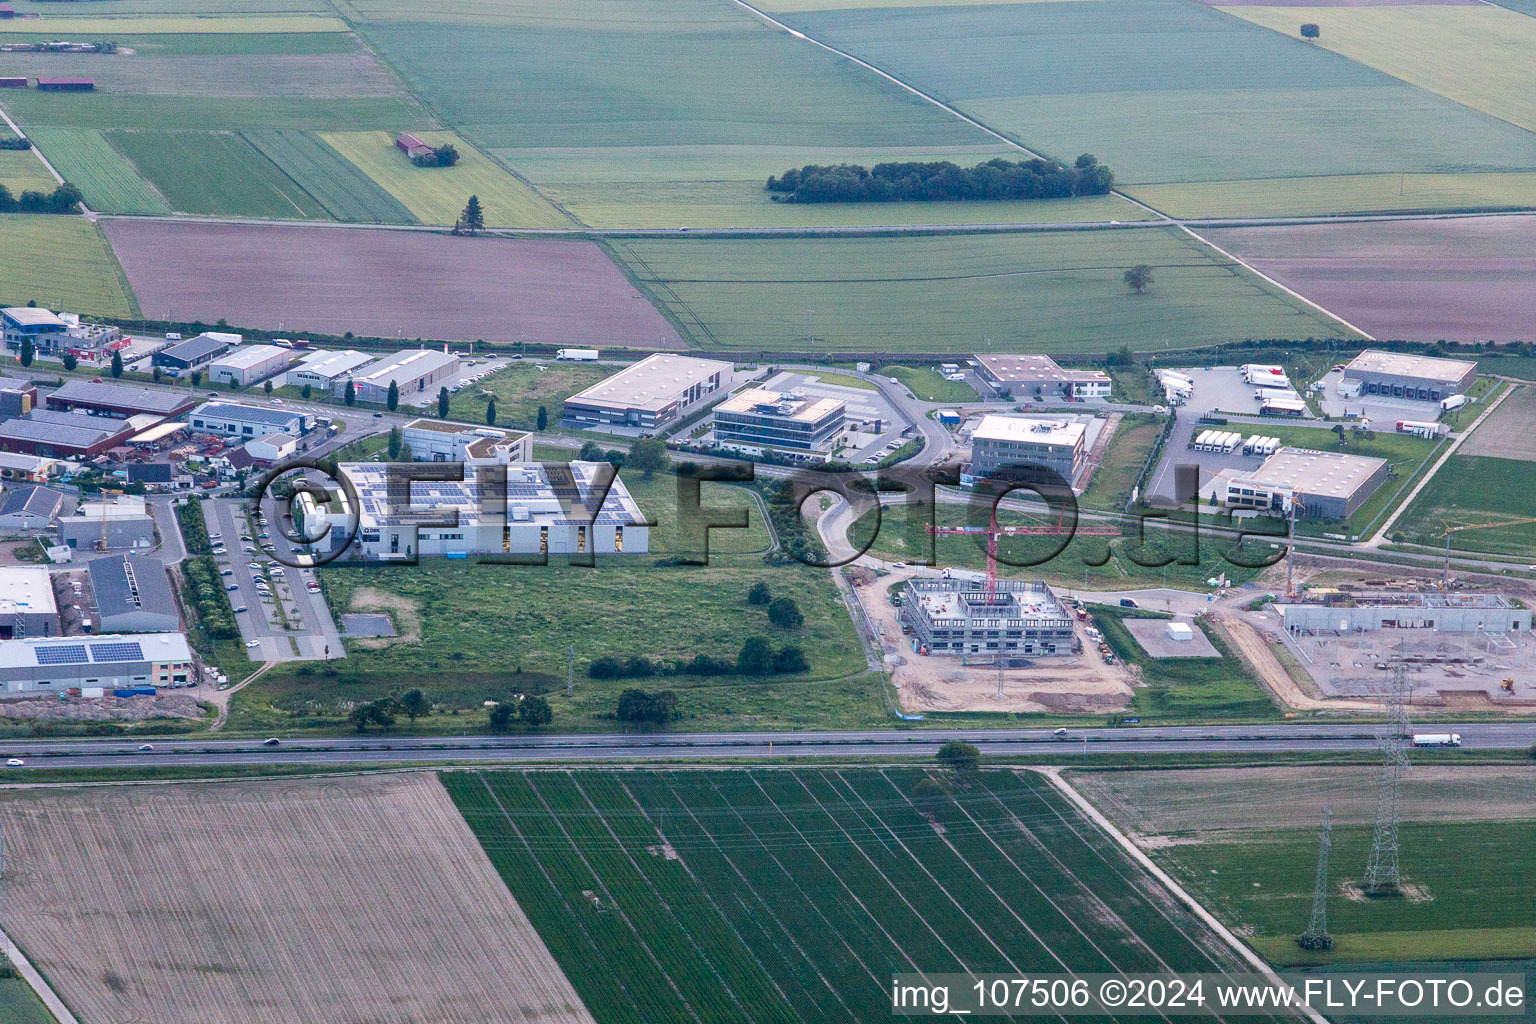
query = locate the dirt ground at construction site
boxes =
[852,568,1135,713]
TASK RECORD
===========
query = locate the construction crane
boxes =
[1439,515,1536,590]
[928,505,1118,603]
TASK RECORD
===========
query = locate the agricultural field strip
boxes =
[0,15,351,33]
[456,769,1288,1024]
[25,127,171,215]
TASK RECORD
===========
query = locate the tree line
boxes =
[765,155,1113,204]
[0,181,83,215]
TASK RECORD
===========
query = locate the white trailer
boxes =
[556,348,600,361]
[1241,363,1286,384]
[1242,434,1265,455]
[1396,419,1445,438]
[1440,394,1468,412]
[1412,733,1461,747]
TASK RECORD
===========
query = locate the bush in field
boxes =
[767,596,803,630]
[616,688,678,726]
[937,739,981,773]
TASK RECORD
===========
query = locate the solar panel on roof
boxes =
[35,644,89,665]
[88,641,145,662]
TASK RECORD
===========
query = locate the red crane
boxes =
[927,505,1119,602]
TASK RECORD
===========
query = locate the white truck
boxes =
[556,348,600,361]
[1411,733,1462,748]
[1440,394,1468,412]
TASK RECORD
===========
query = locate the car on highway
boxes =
[208,392,219,398]
[1053,728,1069,739]
[246,640,262,649]
[138,744,154,752]
[263,737,281,746]
[373,411,383,418]
[5,758,22,767]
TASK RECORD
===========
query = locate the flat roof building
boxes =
[350,349,461,405]
[0,632,195,697]
[0,566,57,639]
[208,344,292,387]
[564,354,730,430]
[1224,447,1389,520]
[712,387,845,452]
[401,418,531,465]
[88,554,180,633]
[189,402,309,440]
[2,307,122,362]
[1278,592,1529,634]
[46,379,196,421]
[900,577,1076,660]
[969,415,1087,485]
[0,376,37,418]
[153,332,239,372]
[973,354,1112,399]
[305,460,649,560]
[0,409,136,458]
[289,349,376,391]
[1343,350,1477,401]
[0,452,65,483]
[59,495,155,551]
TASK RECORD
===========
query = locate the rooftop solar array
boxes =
[35,644,89,665]
[88,641,146,662]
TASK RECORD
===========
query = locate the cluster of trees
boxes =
[572,437,670,476]
[175,498,214,554]
[489,694,553,731]
[747,582,804,628]
[181,556,238,640]
[616,687,679,726]
[765,155,1113,204]
[0,181,83,215]
[410,142,459,168]
[760,477,828,566]
[588,637,809,679]
[0,137,32,151]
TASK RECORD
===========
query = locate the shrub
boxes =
[616,688,678,726]
[936,739,981,773]
[736,635,774,675]
[747,581,772,606]
[767,596,804,630]
[772,645,809,673]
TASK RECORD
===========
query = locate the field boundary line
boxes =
[1,930,81,1024]
[1178,224,1373,340]
[0,103,65,188]
[1038,767,1330,1024]
[1366,382,1519,547]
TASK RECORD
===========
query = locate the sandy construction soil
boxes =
[1458,384,1536,461]
[1203,216,1536,342]
[0,773,592,1024]
[102,220,683,350]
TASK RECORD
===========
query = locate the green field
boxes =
[245,129,416,222]
[0,978,52,1024]
[0,30,362,55]
[1096,605,1279,722]
[107,130,327,219]
[1395,454,1536,559]
[0,93,423,132]
[1125,173,1536,220]
[0,14,347,32]
[0,214,137,316]
[1079,414,1162,511]
[320,130,571,228]
[1221,4,1536,134]
[0,147,55,196]
[443,360,612,430]
[445,767,1296,1024]
[612,228,1360,354]
[231,554,870,734]
[27,127,171,215]
[881,364,977,402]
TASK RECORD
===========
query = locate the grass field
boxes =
[0,147,55,196]
[1395,453,1536,559]
[1125,172,1536,220]
[0,14,348,32]
[1079,414,1162,511]
[320,130,570,228]
[0,214,136,316]
[880,364,976,402]
[108,129,326,218]
[1095,605,1279,721]
[444,361,612,429]
[245,129,416,222]
[782,0,1536,192]
[446,767,1295,1023]
[26,126,171,214]
[612,228,1360,355]
[0,980,51,1024]
[0,774,593,1024]
[0,29,363,55]
[231,555,870,734]
[0,92,424,132]
[1220,5,1536,134]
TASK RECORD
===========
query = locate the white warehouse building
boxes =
[289,349,377,392]
[208,345,293,387]
[350,349,461,405]
[189,402,310,440]
[0,632,196,696]
[401,418,532,464]
[301,461,649,560]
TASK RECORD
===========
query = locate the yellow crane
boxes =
[1440,515,1536,590]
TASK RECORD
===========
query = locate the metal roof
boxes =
[1,307,68,329]
[566,354,730,413]
[352,349,459,387]
[211,344,291,371]
[159,334,233,364]
[1232,447,1388,501]
[0,410,130,449]
[338,460,646,529]
[88,555,177,625]
[0,484,64,518]
[1344,349,1477,384]
[973,353,1110,384]
[50,379,195,416]
[294,349,375,379]
[192,402,304,427]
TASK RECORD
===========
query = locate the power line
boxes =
[1363,661,1410,897]
[1298,804,1332,951]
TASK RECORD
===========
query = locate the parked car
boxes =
[220,569,234,577]
[245,639,262,649]
[232,605,247,613]
[1119,598,1138,608]
[226,584,239,591]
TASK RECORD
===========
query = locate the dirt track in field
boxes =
[1203,216,1536,342]
[103,219,684,349]
[0,773,593,1024]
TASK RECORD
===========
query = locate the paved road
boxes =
[1,722,1529,769]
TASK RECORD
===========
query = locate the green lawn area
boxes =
[612,227,1358,355]
[1395,454,1536,559]
[1079,413,1162,511]
[805,370,876,391]
[1472,353,1536,381]
[0,978,52,1024]
[619,472,772,557]
[107,130,328,219]
[444,360,612,431]
[1125,172,1536,220]
[0,214,138,317]
[881,363,976,402]
[231,554,873,734]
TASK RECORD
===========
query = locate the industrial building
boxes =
[303,460,649,560]
[152,332,239,372]
[1,307,123,362]
[0,376,36,417]
[1223,447,1389,519]
[0,632,195,697]
[0,484,64,530]
[712,388,846,452]
[289,349,376,391]
[349,349,461,405]
[0,409,136,458]
[189,402,309,440]
[968,415,1087,485]
[46,379,195,421]
[563,353,730,430]
[87,555,180,633]
[1341,350,1477,402]
[243,434,299,464]
[972,354,1112,400]
[401,419,531,465]
[58,496,155,551]
[0,566,57,639]
[900,578,1077,659]
[0,452,63,482]
[1278,592,1530,634]
[208,344,292,387]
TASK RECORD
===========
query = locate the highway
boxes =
[2,723,1530,769]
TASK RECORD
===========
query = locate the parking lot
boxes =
[1170,365,1315,422]
[405,356,513,407]
[204,497,343,662]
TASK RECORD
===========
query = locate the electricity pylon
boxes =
[1363,663,1410,896]
[1298,804,1333,950]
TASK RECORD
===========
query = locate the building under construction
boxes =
[1278,592,1530,634]
[899,577,1077,659]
